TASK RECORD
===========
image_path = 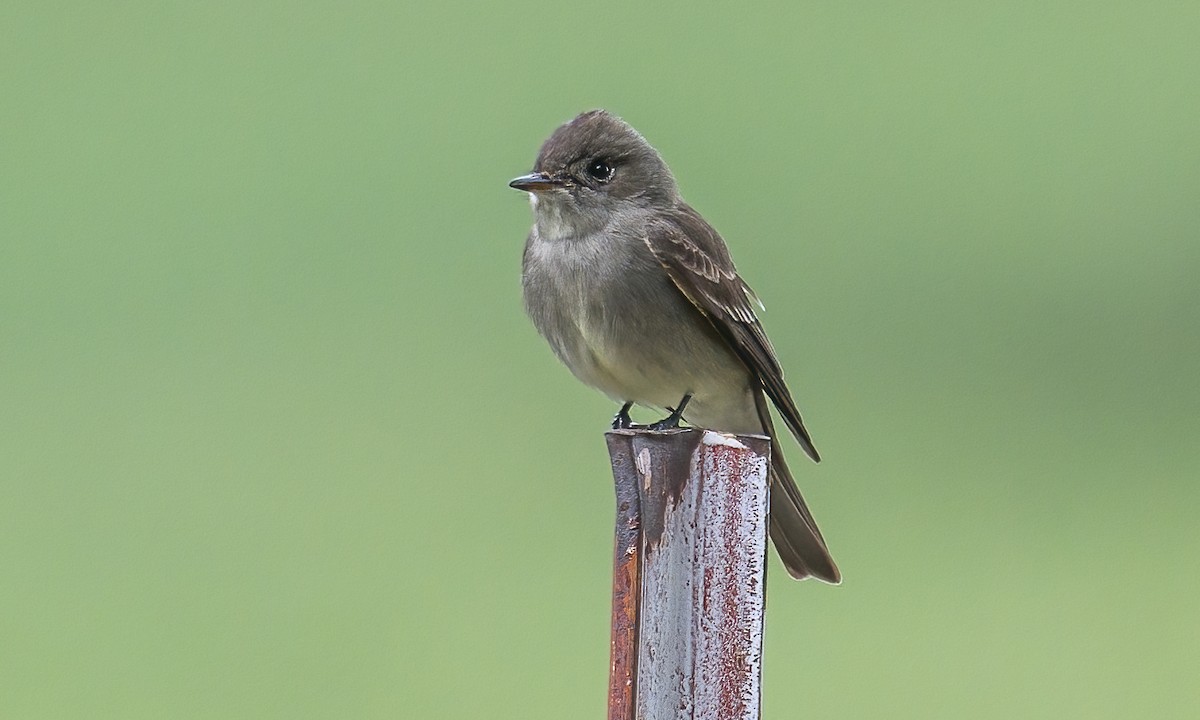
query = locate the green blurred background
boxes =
[3,2,1197,718]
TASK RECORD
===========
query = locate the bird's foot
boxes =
[612,402,646,430]
[647,394,693,431]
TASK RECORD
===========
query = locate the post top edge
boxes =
[604,428,770,442]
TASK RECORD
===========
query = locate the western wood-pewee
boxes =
[511,110,839,583]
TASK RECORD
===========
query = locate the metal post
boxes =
[606,428,771,720]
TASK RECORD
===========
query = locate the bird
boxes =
[510,109,839,583]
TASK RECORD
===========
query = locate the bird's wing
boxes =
[643,206,821,462]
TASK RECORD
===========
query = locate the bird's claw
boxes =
[612,403,644,430]
[646,393,693,431]
[615,395,694,431]
[647,417,682,431]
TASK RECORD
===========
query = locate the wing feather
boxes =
[643,206,821,462]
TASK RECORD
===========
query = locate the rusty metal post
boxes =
[605,428,771,720]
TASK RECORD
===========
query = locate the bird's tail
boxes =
[755,392,841,583]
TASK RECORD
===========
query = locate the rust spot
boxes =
[605,432,644,720]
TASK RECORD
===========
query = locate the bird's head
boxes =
[510,110,679,238]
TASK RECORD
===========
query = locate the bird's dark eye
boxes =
[585,159,614,183]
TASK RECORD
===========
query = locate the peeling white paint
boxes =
[636,448,652,491]
[702,430,748,450]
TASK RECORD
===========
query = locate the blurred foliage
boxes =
[2,2,1197,718]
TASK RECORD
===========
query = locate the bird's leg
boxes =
[648,393,693,431]
[612,402,640,430]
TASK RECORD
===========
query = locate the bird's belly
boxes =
[569,307,749,412]
[576,331,761,434]
[551,320,677,407]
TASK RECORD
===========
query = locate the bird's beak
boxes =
[509,172,565,193]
